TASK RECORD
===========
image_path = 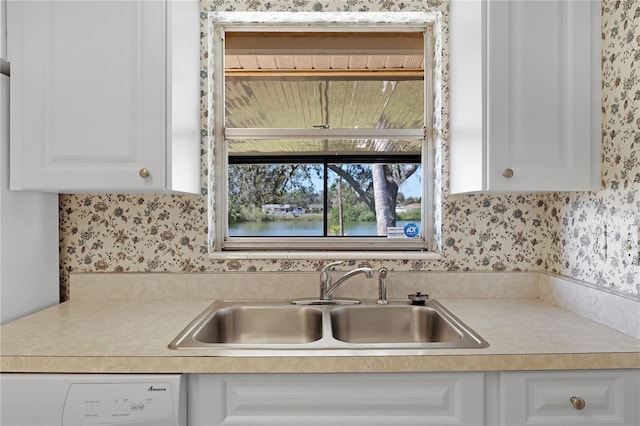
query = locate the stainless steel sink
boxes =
[169,300,488,355]
[193,305,323,344]
[169,302,323,348]
[330,305,463,344]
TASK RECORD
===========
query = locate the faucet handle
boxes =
[319,261,345,301]
[320,261,345,276]
[320,261,345,288]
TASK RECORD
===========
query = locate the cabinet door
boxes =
[450,0,600,193]
[500,370,640,426]
[486,0,600,192]
[7,1,166,191]
[189,372,485,425]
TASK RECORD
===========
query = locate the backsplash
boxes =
[545,0,639,293]
[58,0,638,300]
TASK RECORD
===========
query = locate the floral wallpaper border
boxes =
[58,0,639,301]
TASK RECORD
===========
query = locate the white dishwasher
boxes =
[0,374,187,426]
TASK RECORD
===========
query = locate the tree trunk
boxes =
[372,164,390,236]
[337,176,344,236]
[330,162,418,236]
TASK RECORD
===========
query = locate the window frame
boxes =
[208,12,436,254]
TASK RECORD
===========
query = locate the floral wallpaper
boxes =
[545,0,639,293]
[58,0,638,301]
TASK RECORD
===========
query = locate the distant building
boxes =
[308,204,324,213]
[395,203,421,214]
[261,204,306,215]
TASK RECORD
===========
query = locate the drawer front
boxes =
[189,372,484,425]
[500,370,640,426]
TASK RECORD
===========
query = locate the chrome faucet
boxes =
[320,261,374,301]
[319,261,344,300]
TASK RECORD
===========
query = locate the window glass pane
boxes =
[225,80,424,129]
[228,163,324,237]
[227,161,421,238]
[327,163,421,237]
[326,139,421,154]
[228,139,325,155]
[228,138,421,155]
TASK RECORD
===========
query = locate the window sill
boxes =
[207,251,443,261]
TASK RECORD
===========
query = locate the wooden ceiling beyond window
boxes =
[224,31,425,80]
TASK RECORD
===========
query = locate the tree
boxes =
[228,164,318,218]
[229,161,419,236]
[329,162,419,235]
[282,187,322,208]
[328,165,374,211]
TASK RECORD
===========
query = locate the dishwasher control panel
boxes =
[63,381,175,425]
[1,374,185,426]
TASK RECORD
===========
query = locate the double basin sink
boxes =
[169,299,488,355]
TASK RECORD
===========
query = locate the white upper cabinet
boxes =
[7,0,200,193]
[450,0,601,193]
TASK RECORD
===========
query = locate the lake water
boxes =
[229,220,416,237]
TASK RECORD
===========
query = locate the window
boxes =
[209,13,436,253]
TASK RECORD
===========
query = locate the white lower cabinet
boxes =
[187,370,640,426]
[498,370,640,426]
[188,372,485,425]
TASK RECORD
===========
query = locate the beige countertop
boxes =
[1,297,639,373]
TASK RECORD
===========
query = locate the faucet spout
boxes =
[377,267,389,305]
[325,267,374,300]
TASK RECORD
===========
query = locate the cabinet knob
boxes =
[570,396,586,410]
[138,168,150,179]
[502,168,514,178]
